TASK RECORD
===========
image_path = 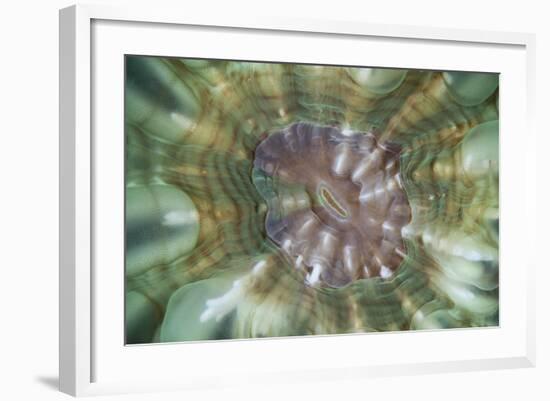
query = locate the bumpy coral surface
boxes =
[124,56,499,344]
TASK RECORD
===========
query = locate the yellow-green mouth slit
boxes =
[319,184,348,219]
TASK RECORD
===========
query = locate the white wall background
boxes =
[1,0,547,399]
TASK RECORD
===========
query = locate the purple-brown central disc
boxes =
[252,122,411,288]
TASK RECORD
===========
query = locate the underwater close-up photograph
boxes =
[124,56,500,344]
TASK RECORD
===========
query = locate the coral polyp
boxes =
[252,122,411,287]
[124,56,499,344]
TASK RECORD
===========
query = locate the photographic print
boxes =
[124,56,499,344]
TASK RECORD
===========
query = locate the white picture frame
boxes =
[59,3,536,397]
